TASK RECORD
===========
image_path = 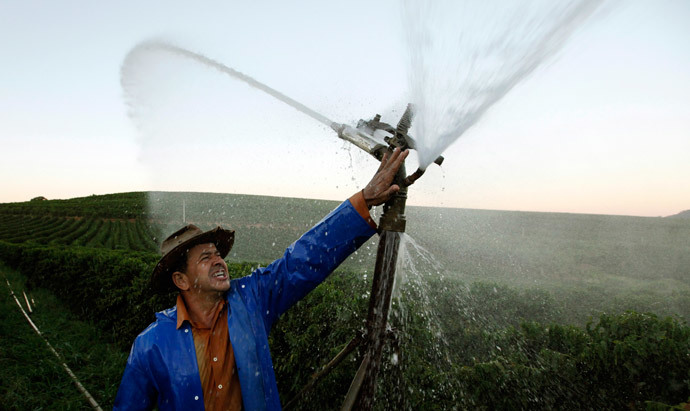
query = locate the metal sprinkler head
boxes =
[336,104,444,188]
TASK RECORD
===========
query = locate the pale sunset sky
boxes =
[1,0,688,217]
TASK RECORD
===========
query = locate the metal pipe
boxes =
[403,167,426,187]
[342,162,408,410]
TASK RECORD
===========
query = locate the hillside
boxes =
[1,191,689,323]
[669,209,690,218]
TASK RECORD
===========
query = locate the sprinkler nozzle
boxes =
[403,168,425,187]
[333,104,443,186]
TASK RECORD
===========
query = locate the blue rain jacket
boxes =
[114,199,375,410]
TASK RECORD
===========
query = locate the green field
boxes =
[3,191,688,323]
[0,192,688,409]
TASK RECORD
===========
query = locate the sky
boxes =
[0,0,688,217]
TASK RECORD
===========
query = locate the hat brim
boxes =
[150,226,235,293]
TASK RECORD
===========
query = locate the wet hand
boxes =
[362,148,409,207]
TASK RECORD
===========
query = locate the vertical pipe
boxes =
[342,165,407,410]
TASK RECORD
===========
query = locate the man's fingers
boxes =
[372,148,409,192]
[377,151,390,173]
[368,185,400,207]
[386,184,400,197]
[382,148,408,177]
[364,148,409,207]
[389,148,408,167]
[380,148,402,170]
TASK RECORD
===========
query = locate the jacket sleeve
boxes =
[113,339,157,410]
[250,198,376,331]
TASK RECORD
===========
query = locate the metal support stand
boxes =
[285,104,442,410]
[341,164,407,411]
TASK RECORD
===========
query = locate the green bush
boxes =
[451,313,690,410]
[0,240,166,349]
[582,312,690,407]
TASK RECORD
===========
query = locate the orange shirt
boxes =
[176,295,242,410]
[350,191,377,230]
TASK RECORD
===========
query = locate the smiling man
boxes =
[114,148,408,410]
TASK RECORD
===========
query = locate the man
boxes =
[114,148,409,410]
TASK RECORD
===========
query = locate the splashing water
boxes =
[391,235,450,357]
[382,234,462,407]
[394,233,444,302]
[402,0,606,169]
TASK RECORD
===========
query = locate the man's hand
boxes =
[362,148,409,208]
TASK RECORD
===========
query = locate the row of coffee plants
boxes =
[0,240,166,348]
[0,215,158,252]
[0,192,148,219]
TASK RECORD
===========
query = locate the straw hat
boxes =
[151,224,235,293]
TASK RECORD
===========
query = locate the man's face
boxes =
[183,243,230,294]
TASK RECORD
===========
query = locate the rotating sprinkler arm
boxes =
[333,104,443,188]
[330,122,389,161]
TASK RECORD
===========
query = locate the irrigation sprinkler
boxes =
[286,104,443,410]
[282,104,443,410]
[337,104,441,410]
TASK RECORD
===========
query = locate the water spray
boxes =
[123,41,443,183]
